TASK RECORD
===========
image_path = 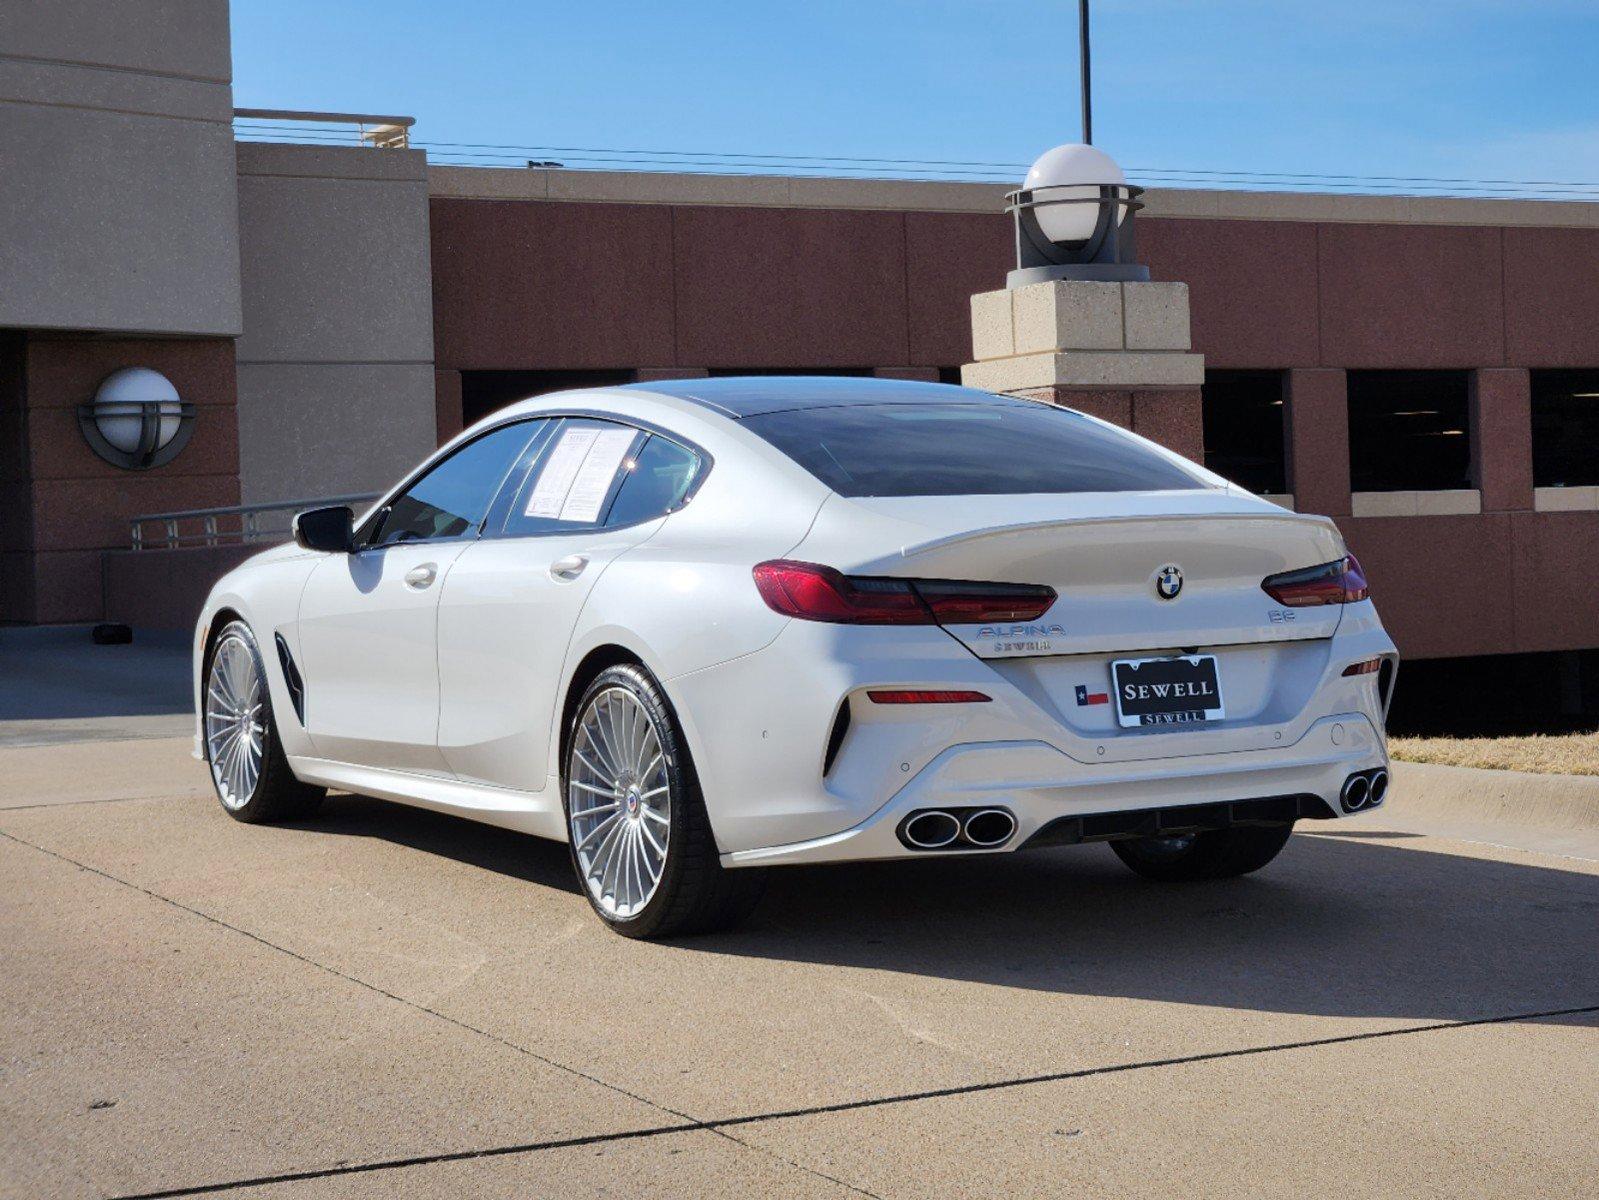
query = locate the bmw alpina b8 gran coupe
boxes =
[195,377,1397,937]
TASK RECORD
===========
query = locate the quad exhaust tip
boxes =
[902,810,962,849]
[1340,768,1389,813]
[963,808,1018,848]
[898,807,1017,851]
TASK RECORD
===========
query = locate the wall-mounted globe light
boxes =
[77,367,196,470]
[1006,143,1150,287]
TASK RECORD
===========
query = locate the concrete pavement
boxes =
[2,736,1596,1198]
[0,627,192,748]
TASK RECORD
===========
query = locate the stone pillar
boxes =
[1470,368,1533,512]
[961,280,1204,457]
[1285,369,1351,518]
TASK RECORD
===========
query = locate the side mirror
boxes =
[292,505,354,553]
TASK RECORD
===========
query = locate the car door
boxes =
[294,421,537,774]
[436,418,706,791]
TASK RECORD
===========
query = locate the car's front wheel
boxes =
[203,619,324,823]
[1110,823,1293,881]
[563,663,765,938]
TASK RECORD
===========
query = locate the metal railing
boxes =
[233,108,415,150]
[130,495,380,550]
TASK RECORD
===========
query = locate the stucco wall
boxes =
[234,142,437,504]
[0,0,242,336]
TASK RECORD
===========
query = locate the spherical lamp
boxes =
[78,367,196,469]
[1023,143,1129,246]
[1004,142,1149,286]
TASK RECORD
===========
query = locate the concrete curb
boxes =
[1372,760,1599,859]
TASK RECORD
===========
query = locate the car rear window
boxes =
[742,403,1207,497]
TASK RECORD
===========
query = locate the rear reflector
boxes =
[867,689,992,704]
[1261,555,1370,607]
[752,560,1055,625]
[1342,657,1383,676]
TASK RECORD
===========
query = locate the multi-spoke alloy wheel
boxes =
[568,685,672,918]
[202,619,324,824]
[563,663,766,938]
[206,631,265,809]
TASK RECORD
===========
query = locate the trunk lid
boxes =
[800,490,1347,657]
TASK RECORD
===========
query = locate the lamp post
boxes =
[1003,1,1147,285]
[1079,0,1093,144]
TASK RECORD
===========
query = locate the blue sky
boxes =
[231,1,1599,192]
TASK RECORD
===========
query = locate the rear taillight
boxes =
[1342,657,1383,676]
[1261,555,1370,607]
[867,690,992,704]
[752,560,1055,625]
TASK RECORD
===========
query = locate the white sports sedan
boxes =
[194,378,1398,937]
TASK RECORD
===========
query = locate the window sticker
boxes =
[523,426,636,522]
[559,429,636,522]
[524,428,597,517]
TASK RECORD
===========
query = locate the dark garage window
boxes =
[1531,370,1599,487]
[1201,370,1286,494]
[1346,370,1471,492]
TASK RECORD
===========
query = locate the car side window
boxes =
[487,418,640,538]
[604,436,702,527]
[367,422,536,547]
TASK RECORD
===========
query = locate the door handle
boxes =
[549,554,589,580]
[404,563,438,589]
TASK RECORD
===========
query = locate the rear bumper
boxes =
[722,712,1386,867]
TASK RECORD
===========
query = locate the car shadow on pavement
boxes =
[709,831,1599,1025]
[306,795,1598,1026]
[304,794,584,896]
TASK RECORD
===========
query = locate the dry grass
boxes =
[1389,731,1599,776]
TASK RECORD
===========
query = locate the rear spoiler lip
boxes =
[895,508,1342,563]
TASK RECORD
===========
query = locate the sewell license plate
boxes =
[1111,655,1225,728]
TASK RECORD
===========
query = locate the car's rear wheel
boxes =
[203,620,324,823]
[564,663,765,938]
[1110,823,1293,881]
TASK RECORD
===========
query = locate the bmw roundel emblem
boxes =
[1155,564,1183,600]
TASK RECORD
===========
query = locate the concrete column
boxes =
[1470,368,1533,512]
[962,280,1204,455]
[1133,389,1205,460]
[873,367,941,382]
[1012,389,1132,429]
[1285,369,1351,518]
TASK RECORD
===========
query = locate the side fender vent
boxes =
[274,632,307,726]
[822,700,851,777]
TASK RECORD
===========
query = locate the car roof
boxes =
[615,375,1035,419]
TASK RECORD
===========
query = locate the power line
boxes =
[229,124,1599,199]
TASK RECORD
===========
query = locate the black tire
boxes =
[202,619,325,824]
[1111,823,1294,882]
[563,663,765,939]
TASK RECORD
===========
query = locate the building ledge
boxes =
[426,166,1599,228]
[1534,485,1599,512]
[1350,490,1482,518]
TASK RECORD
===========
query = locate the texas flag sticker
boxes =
[1075,684,1110,707]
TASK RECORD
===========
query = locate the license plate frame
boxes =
[1110,654,1225,729]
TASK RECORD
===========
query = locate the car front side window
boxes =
[368,422,536,548]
